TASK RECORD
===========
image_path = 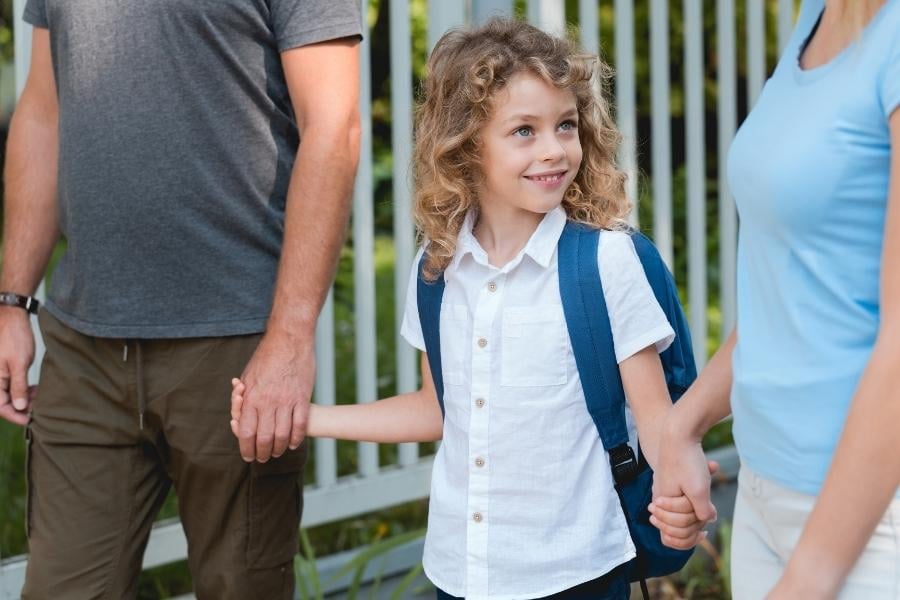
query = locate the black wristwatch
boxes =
[0,292,40,315]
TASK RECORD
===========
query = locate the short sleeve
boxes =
[879,24,900,119]
[399,247,426,352]
[23,0,48,28]
[268,0,363,52]
[597,231,675,364]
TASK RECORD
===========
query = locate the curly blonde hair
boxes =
[414,18,631,280]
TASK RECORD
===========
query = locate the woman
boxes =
[651,1,900,598]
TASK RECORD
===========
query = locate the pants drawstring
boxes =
[123,340,146,430]
[135,342,145,430]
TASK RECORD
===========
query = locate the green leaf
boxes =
[390,562,425,600]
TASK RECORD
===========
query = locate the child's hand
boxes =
[230,377,245,439]
[648,494,710,549]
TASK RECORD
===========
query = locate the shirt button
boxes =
[487,281,497,292]
[473,512,483,523]
[475,398,485,408]
[477,337,488,348]
[474,457,485,468]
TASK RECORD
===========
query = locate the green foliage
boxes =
[295,526,427,600]
[676,519,733,599]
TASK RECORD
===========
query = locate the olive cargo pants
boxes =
[22,310,307,599]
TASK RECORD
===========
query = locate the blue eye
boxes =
[559,120,577,132]
[513,126,533,137]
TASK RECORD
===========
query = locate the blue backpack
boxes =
[416,221,698,596]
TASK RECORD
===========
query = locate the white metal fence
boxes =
[1,1,794,597]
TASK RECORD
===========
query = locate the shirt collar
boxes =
[445,206,568,280]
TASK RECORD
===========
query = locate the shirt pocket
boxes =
[440,303,469,386]
[500,306,568,387]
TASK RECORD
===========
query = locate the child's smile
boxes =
[478,72,582,226]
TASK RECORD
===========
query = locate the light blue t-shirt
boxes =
[727,0,900,495]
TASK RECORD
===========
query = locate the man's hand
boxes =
[236,332,315,462]
[0,308,36,425]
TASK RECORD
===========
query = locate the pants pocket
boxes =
[247,443,307,569]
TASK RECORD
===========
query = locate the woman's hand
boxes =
[650,416,718,549]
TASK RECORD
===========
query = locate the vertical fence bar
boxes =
[527,0,565,35]
[428,2,466,51]
[13,0,30,99]
[578,0,599,56]
[473,0,514,24]
[615,0,639,227]
[746,0,766,107]
[717,0,737,340]
[390,0,419,467]
[650,0,673,267]
[685,0,707,368]
[777,0,794,53]
[354,1,379,477]
[314,293,338,487]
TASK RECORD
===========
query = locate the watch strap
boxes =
[0,292,40,314]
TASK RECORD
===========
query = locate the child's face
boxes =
[478,73,582,221]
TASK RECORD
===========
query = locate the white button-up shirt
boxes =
[401,207,675,600]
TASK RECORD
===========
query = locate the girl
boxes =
[234,18,704,600]
[652,0,900,598]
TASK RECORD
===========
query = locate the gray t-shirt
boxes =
[23,0,361,338]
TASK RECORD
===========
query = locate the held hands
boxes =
[232,332,314,462]
[0,308,37,425]
[649,458,719,549]
[650,428,720,550]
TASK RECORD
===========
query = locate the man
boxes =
[0,1,361,598]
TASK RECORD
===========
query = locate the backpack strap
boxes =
[629,232,697,400]
[557,222,639,485]
[416,252,447,417]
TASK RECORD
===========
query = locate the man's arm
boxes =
[0,29,60,425]
[237,37,361,462]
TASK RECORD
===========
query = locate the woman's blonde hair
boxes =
[413,18,630,280]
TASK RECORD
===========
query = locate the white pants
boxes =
[731,466,900,599]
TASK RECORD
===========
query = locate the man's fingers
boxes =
[289,405,307,450]
[255,409,276,463]
[707,460,720,476]
[271,407,292,458]
[230,380,245,422]
[0,402,28,426]
[10,363,29,411]
[0,369,10,407]
[238,406,259,462]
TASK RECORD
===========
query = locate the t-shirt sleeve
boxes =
[268,0,363,52]
[23,0,48,28]
[597,231,676,364]
[399,246,427,352]
[879,23,900,119]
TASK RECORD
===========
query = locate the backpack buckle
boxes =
[609,444,640,486]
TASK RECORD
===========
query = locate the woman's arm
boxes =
[649,329,736,548]
[767,111,900,600]
[232,353,443,444]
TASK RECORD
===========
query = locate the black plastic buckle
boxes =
[609,444,640,486]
